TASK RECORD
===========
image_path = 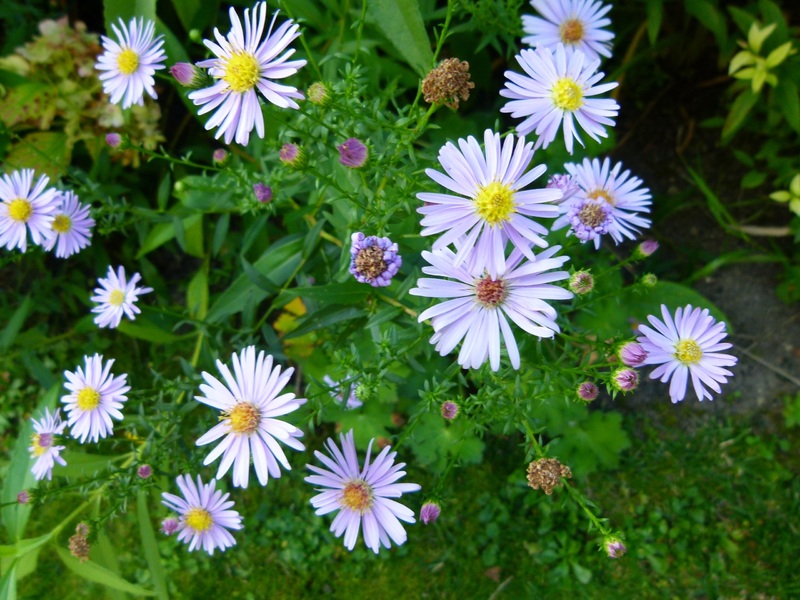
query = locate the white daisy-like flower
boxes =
[91,265,153,329]
[61,354,130,443]
[189,2,307,146]
[161,474,243,555]
[29,408,67,481]
[305,430,421,554]
[522,0,614,62]
[637,304,738,403]
[195,346,306,489]
[500,44,619,153]
[409,244,573,371]
[41,191,95,258]
[0,168,59,253]
[553,157,652,249]
[417,129,561,278]
[95,17,166,109]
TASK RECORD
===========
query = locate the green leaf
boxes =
[0,533,52,559]
[284,305,364,339]
[104,0,157,31]
[645,0,663,45]
[187,266,209,320]
[278,281,369,306]
[117,318,186,344]
[212,213,230,256]
[0,560,17,600]
[241,256,278,293]
[774,80,800,133]
[169,0,201,31]
[0,296,31,352]
[4,132,71,182]
[685,0,727,50]
[367,0,434,76]
[728,6,756,37]
[55,547,156,596]
[138,491,169,600]
[410,414,484,473]
[135,214,203,259]
[722,89,759,142]
[57,452,117,478]
[741,170,767,188]
[765,41,793,68]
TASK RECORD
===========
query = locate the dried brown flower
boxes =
[68,523,91,562]
[422,58,475,109]
[526,458,572,495]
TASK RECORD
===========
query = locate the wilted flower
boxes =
[69,523,91,562]
[349,232,402,287]
[618,341,647,367]
[577,381,599,401]
[526,457,572,495]
[440,401,459,420]
[253,183,273,203]
[611,368,639,392]
[421,58,475,109]
[337,138,368,168]
[569,270,594,295]
[420,501,441,525]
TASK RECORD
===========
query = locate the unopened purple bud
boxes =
[420,501,441,525]
[441,401,459,419]
[137,464,152,479]
[17,490,30,504]
[636,239,659,258]
[106,133,121,148]
[253,183,273,203]
[279,143,306,169]
[161,517,179,535]
[337,138,368,168]
[604,537,627,558]
[213,149,228,164]
[577,381,599,402]
[170,62,202,87]
[619,342,647,367]
[612,368,639,392]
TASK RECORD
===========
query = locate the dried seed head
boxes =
[69,523,91,562]
[422,58,475,109]
[526,458,572,495]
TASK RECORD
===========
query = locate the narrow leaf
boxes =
[0,296,31,352]
[367,0,433,76]
[55,546,156,596]
[138,491,169,600]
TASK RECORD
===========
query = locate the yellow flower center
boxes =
[52,214,72,233]
[587,189,614,205]
[108,289,126,306]
[578,202,607,227]
[77,387,101,411]
[223,52,260,93]
[475,276,507,307]
[117,48,140,75]
[559,18,585,43]
[341,480,373,512]
[185,507,213,532]
[675,339,703,365]
[224,402,261,435]
[474,181,515,226]
[551,78,584,111]
[8,198,33,223]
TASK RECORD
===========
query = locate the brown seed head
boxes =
[526,458,572,495]
[422,58,475,109]
[355,246,388,281]
[69,523,91,562]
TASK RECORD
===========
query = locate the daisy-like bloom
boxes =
[41,191,95,258]
[96,17,166,109]
[349,232,402,287]
[61,354,130,443]
[554,157,652,249]
[305,430,421,554]
[500,44,619,154]
[28,408,67,481]
[522,0,614,62]
[637,304,738,403]
[567,197,612,242]
[188,2,307,146]
[161,474,243,555]
[322,375,363,410]
[195,346,306,489]
[417,129,561,277]
[91,265,153,329]
[409,244,572,371]
[0,168,58,253]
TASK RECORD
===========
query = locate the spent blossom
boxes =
[349,232,402,287]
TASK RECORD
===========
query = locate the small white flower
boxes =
[522,0,614,62]
[62,354,130,443]
[0,169,59,252]
[91,265,153,329]
[195,346,306,488]
[41,191,94,258]
[96,17,166,108]
[29,408,67,480]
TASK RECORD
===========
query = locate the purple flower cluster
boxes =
[349,232,402,287]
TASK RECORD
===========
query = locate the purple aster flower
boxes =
[522,0,614,62]
[61,354,130,443]
[337,138,368,168]
[409,244,572,371]
[106,133,122,148]
[349,232,402,287]
[161,517,179,535]
[440,401,459,420]
[188,2,306,145]
[611,368,638,392]
[305,430,421,554]
[618,341,647,367]
[500,44,619,153]
[161,474,243,554]
[417,129,561,277]
[567,197,613,242]
[547,173,580,203]
[195,346,306,489]
[253,183,273,203]
[636,304,737,403]
[91,265,153,329]
[554,157,652,249]
[41,190,95,258]
[576,381,598,401]
[420,501,441,525]
[29,408,67,480]
[0,168,59,253]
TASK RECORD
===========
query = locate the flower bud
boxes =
[641,273,657,288]
[604,537,627,559]
[440,400,459,420]
[337,138,368,168]
[577,381,599,402]
[137,464,152,479]
[253,183,273,203]
[161,517,179,535]
[279,143,306,169]
[420,501,441,525]
[17,490,30,504]
[611,368,639,392]
[635,239,659,259]
[169,62,204,88]
[618,342,647,367]
[569,271,594,295]
[307,82,332,107]
[213,149,228,164]
[105,132,122,148]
